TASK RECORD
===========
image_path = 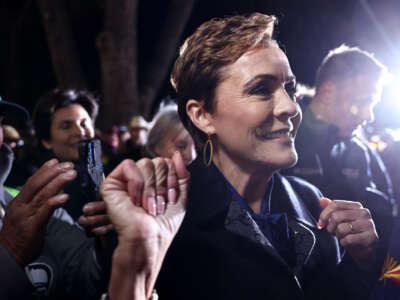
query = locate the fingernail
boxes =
[78,216,86,224]
[60,162,74,170]
[46,159,58,167]
[148,196,157,216]
[168,188,177,204]
[55,193,68,204]
[157,195,166,215]
[83,204,92,213]
[317,220,323,230]
[64,170,76,178]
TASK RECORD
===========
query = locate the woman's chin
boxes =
[265,150,298,172]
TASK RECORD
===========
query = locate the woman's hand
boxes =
[100,151,190,300]
[318,197,379,269]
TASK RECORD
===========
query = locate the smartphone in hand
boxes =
[78,138,104,203]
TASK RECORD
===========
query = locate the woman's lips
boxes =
[255,127,294,140]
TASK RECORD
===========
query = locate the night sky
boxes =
[1,0,399,128]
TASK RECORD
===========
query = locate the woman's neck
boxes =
[212,151,273,214]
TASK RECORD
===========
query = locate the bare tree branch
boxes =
[37,0,87,89]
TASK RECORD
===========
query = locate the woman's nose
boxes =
[274,91,299,119]
[72,123,86,137]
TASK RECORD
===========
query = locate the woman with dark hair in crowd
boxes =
[33,89,98,163]
[146,103,196,165]
[32,89,111,234]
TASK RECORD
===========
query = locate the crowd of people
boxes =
[0,12,399,300]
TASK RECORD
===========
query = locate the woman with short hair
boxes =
[151,13,379,300]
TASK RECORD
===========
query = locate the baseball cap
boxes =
[0,96,30,120]
[129,115,149,129]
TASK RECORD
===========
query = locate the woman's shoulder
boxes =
[281,173,323,196]
[277,173,324,217]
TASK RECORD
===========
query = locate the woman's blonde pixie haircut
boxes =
[171,13,277,149]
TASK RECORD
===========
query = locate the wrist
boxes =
[0,231,26,267]
[113,242,154,273]
[109,249,147,300]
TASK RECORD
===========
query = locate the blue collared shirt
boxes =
[224,176,295,266]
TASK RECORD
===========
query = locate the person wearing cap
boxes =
[0,96,105,299]
[104,115,149,174]
[129,115,149,147]
[3,125,37,191]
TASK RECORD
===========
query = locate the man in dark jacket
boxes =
[0,97,105,299]
[282,45,394,276]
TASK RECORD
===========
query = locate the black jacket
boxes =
[0,145,105,300]
[156,157,375,300]
[282,99,394,245]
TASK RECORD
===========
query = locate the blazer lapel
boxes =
[278,175,318,271]
[290,220,316,275]
[224,200,288,267]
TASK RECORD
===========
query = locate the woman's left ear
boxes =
[186,99,215,135]
[41,139,52,150]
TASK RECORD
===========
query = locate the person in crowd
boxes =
[104,116,149,174]
[3,125,22,150]
[100,152,190,300]
[146,103,196,165]
[2,124,32,190]
[96,126,119,165]
[116,125,131,155]
[281,45,394,260]
[379,129,400,212]
[143,13,382,300]
[32,89,112,235]
[0,96,106,299]
[129,115,149,146]
[125,115,149,160]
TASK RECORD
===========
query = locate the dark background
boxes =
[1,0,399,129]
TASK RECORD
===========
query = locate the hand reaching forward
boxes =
[318,197,379,269]
[100,152,190,300]
[0,159,77,266]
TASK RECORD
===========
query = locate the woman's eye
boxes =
[249,85,272,98]
[175,143,187,151]
[81,120,88,128]
[60,123,71,130]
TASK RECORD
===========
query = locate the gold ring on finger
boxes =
[348,222,354,233]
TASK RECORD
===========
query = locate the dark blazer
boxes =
[156,157,375,300]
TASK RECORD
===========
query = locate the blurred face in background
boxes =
[42,104,94,161]
[330,75,381,138]
[129,127,148,146]
[155,124,196,165]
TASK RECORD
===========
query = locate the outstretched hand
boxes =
[100,151,190,300]
[0,159,77,266]
[318,197,379,269]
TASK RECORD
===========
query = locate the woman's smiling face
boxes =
[42,104,95,162]
[207,44,301,173]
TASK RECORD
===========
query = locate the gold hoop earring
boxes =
[203,135,213,167]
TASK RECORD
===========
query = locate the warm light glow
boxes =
[350,105,359,115]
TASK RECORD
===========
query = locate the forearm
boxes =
[109,244,150,300]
